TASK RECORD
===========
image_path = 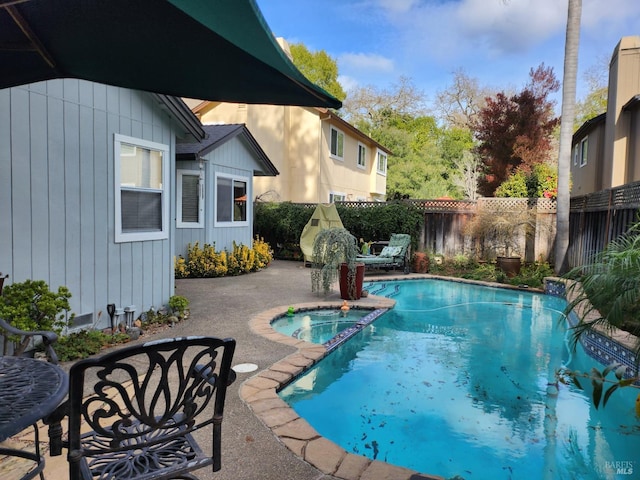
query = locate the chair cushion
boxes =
[380,246,403,257]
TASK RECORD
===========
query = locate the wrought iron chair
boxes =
[55,336,236,480]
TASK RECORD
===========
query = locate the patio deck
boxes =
[1,260,441,480]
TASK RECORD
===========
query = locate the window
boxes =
[580,137,588,167]
[114,134,169,243]
[215,173,248,225]
[377,150,387,174]
[329,192,346,203]
[177,170,204,228]
[357,143,366,168]
[330,126,344,159]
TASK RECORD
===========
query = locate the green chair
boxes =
[358,233,411,274]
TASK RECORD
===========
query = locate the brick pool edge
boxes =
[241,297,444,480]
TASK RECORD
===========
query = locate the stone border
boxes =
[241,297,443,480]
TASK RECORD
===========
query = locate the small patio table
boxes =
[0,356,68,479]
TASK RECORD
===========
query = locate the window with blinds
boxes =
[177,170,203,228]
[114,134,169,242]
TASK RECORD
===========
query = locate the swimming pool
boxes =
[270,307,388,350]
[278,279,640,479]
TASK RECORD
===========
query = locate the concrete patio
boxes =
[2,260,441,480]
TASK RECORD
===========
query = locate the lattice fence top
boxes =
[477,197,556,213]
[285,198,557,213]
[407,199,476,212]
[571,180,640,212]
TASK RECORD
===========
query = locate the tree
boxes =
[289,43,346,102]
[340,76,427,129]
[452,151,481,200]
[434,69,494,129]
[474,64,560,196]
[574,55,608,129]
[555,0,581,275]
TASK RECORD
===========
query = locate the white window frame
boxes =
[114,134,169,243]
[177,169,204,228]
[330,126,345,160]
[376,150,388,175]
[357,143,367,169]
[329,191,346,203]
[579,137,588,167]
[573,144,579,166]
[214,172,250,227]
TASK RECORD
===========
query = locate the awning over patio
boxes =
[0,0,341,109]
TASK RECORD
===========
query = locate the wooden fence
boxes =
[334,198,557,263]
[286,182,640,268]
[568,180,640,268]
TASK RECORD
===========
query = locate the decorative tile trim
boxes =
[323,309,388,352]
[546,277,639,380]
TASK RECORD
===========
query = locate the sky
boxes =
[256,0,640,110]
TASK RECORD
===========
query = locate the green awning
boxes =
[0,0,341,108]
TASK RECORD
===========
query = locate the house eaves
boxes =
[315,108,394,156]
[572,112,606,144]
[152,94,205,141]
[622,94,640,112]
[176,124,278,177]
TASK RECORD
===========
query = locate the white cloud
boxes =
[338,75,360,92]
[338,52,396,73]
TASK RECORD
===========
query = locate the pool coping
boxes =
[241,292,445,480]
[240,273,640,480]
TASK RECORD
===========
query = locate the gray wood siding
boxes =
[1,79,178,330]
[174,135,259,258]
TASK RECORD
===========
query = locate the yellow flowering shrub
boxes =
[174,237,273,278]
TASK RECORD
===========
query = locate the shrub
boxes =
[174,237,272,279]
[168,295,189,315]
[54,329,129,362]
[0,279,74,356]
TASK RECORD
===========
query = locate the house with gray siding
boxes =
[0,79,204,331]
[175,124,278,256]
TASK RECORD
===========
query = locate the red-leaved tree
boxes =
[474,64,560,196]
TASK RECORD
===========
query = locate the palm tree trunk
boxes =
[555,0,582,274]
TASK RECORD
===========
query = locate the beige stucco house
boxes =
[182,100,391,203]
[571,36,640,196]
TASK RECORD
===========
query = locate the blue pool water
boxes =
[278,279,640,479]
[271,309,370,344]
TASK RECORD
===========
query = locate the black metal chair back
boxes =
[66,336,236,480]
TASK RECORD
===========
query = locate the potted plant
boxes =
[465,204,539,277]
[412,252,430,274]
[311,228,364,300]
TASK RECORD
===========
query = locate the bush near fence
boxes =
[254,199,556,263]
[253,201,423,260]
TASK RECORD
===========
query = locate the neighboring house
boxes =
[571,36,640,196]
[174,124,278,255]
[185,100,391,203]
[0,79,204,331]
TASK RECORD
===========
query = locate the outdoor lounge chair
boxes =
[358,233,411,274]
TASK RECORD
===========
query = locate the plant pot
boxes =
[496,256,521,278]
[412,252,429,274]
[339,263,365,300]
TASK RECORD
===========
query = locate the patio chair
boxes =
[52,336,236,480]
[357,233,412,274]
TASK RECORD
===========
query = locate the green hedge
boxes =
[253,201,423,260]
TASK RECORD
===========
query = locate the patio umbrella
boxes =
[0,0,341,108]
